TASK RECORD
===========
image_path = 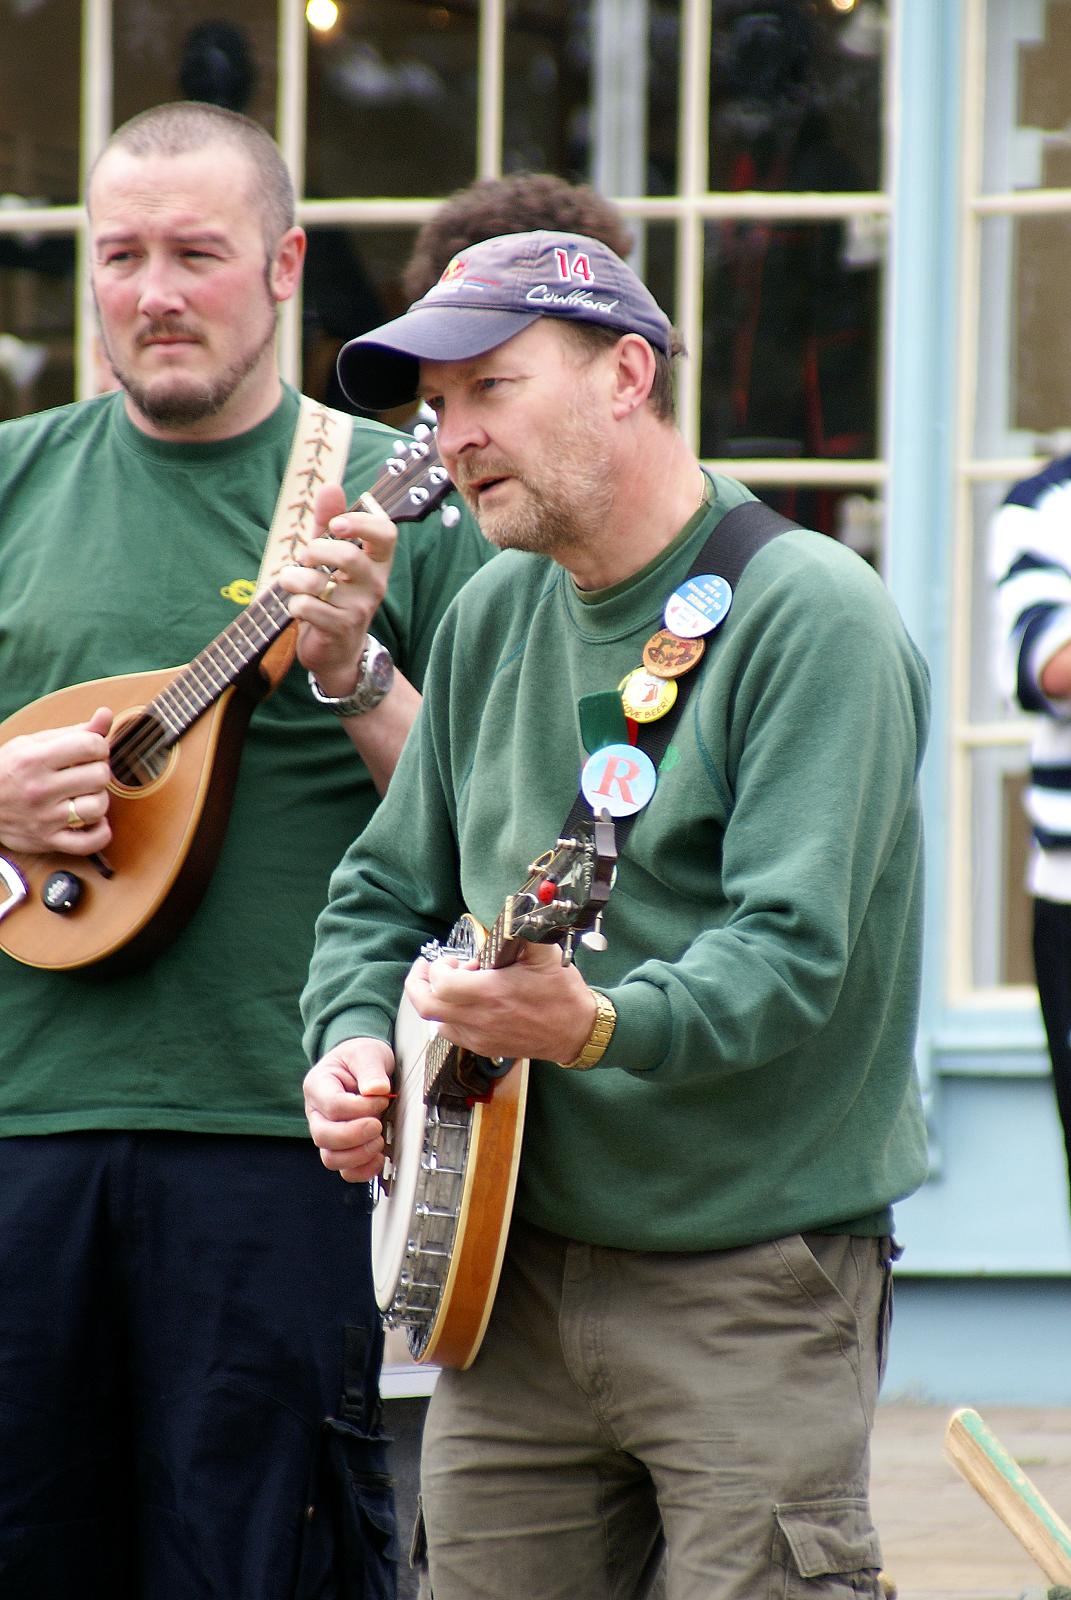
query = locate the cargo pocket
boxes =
[295,1322,400,1600]
[318,1413,398,1598]
[771,1498,883,1598]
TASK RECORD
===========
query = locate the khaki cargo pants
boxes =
[415,1221,894,1600]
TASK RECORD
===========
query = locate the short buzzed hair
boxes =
[90,102,295,248]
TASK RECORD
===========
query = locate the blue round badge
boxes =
[664,573,732,639]
[580,743,658,818]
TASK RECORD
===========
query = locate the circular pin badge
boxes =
[580,743,657,818]
[664,574,732,639]
[642,629,706,679]
[620,667,678,724]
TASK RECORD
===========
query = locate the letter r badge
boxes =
[580,743,658,817]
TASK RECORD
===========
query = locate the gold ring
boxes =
[66,799,86,831]
[320,577,338,603]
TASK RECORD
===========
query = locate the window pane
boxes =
[0,0,81,205]
[699,216,882,470]
[307,1,478,200]
[503,0,680,195]
[0,0,80,417]
[984,0,1071,194]
[709,0,887,194]
[971,745,1033,989]
[112,10,279,130]
[976,212,1071,455]
[0,234,76,419]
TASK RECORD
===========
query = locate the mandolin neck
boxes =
[146,580,293,745]
[137,426,453,749]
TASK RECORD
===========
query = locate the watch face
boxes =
[365,645,394,694]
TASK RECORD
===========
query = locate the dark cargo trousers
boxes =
[0,1131,397,1600]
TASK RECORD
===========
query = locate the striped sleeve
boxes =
[993,467,1071,716]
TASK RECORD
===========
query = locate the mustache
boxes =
[453,456,518,495]
[136,320,202,347]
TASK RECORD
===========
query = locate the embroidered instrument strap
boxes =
[254,395,355,689]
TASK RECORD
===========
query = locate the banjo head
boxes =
[372,992,433,1312]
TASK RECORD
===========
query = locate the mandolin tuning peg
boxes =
[441,506,461,528]
[413,422,431,440]
[580,913,608,953]
[392,439,409,455]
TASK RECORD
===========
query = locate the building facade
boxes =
[2,0,1069,1402]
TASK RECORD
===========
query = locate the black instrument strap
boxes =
[563,497,801,846]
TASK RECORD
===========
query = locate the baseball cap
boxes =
[336,229,673,411]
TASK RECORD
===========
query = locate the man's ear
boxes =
[609,333,657,420]
[270,226,308,304]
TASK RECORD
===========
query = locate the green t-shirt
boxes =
[0,386,492,1136]
[302,476,932,1251]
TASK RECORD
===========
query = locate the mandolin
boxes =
[374,813,616,1370]
[0,433,456,973]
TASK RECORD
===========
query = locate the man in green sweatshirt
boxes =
[301,230,930,1600]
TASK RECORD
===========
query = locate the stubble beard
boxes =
[462,411,616,560]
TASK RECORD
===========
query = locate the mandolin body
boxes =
[0,665,264,973]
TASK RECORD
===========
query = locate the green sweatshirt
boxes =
[302,475,931,1250]
[0,386,491,1136]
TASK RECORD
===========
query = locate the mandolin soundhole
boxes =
[109,712,172,790]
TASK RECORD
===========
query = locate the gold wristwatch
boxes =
[559,989,617,1070]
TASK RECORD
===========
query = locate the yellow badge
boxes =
[619,667,678,723]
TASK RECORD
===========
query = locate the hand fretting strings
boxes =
[107,441,451,784]
[386,903,523,1108]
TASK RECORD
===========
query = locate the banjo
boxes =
[373,813,617,1370]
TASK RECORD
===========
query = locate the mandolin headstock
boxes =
[372,424,460,527]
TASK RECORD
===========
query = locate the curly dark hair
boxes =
[401,172,635,302]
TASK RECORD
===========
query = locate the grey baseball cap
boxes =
[337,229,673,411]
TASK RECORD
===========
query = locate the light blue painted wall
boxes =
[885,2,1071,1401]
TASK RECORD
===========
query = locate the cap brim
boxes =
[337,306,542,411]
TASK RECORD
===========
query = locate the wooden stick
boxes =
[945,1407,1071,1583]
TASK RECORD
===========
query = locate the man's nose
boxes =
[435,402,488,466]
[136,257,186,319]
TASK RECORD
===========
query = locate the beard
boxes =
[101,315,278,428]
[457,409,615,559]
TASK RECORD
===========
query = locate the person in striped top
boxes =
[993,455,1071,1200]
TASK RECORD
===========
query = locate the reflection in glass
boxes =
[307,1,477,200]
[112,7,279,130]
[0,0,81,416]
[983,0,1071,195]
[699,216,882,528]
[502,0,679,194]
[709,0,886,195]
[971,745,1034,989]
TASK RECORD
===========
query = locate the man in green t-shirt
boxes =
[301,231,930,1599]
[0,103,491,1599]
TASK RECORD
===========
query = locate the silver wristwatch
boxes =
[308,635,394,717]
